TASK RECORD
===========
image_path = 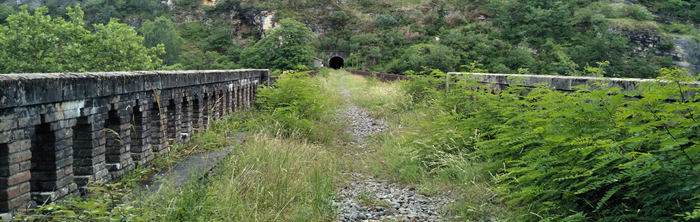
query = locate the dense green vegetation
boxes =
[321,0,686,77]
[0,6,163,73]
[140,16,183,65]
[240,18,316,71]
[3,0,700,220]
[1,0,697,76]
[392,67,700,221]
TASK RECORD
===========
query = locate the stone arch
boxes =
[329,57,345,69]
[325,52,349,68]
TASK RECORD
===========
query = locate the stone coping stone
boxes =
[0,69,269,109]
[448,72,700,99]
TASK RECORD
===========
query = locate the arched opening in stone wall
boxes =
[30,122,58,203]
[330,57,344,69]
[150,102,165,156]
[130,105,149,167]
[104,110,121,171]
[72,116,93,191]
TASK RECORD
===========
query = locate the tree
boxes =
[385,44,459,74]
[0,4,13,25]
[488,0,574,46]
[88,18,164,71]
[176,50,238,70]
[0,5,163,74]
[374,14,397,29]
[141,16,183,65]
[201,26,234,53]
[240,18,315,71]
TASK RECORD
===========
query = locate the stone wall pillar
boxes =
[166,98,181,144]
[0,112,34,214]
[224,90,232,115]
[180,97,192,140]
[72,112,108,191]
[191,97,203,133]
[236,84,242,111]
[200,95,210,130]
[104,101,134,181]
[244,83,250,109]
[216,91,224,121]
[130,102,152,167]
[149,101,167,159]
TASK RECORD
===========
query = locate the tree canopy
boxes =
[141,16,183,65]
[240,18,315,71]
[0,5,163,74]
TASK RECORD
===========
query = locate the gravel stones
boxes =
[334,76,450,222]
[334,173,448,222]
[340,105,387,149]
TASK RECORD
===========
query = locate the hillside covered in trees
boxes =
[1,0,699,77]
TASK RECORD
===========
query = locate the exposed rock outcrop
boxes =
[657,37,700,74]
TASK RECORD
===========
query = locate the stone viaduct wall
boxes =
[0,69,269,215]
[447,72,699,99]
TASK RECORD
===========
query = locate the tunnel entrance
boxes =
[329,57,344,69]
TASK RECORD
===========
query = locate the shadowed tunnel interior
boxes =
[329,57,344,69]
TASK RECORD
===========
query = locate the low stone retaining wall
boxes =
[447,72,699,100]
[0,69,269,216]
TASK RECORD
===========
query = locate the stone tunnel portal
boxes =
[329,57,344,69]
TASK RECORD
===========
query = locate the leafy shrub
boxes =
[663,22,695,35]
[240,18,315,71]
[330,11,350,29]
[407,67,700,221]
[84,0,165,25]
[374,14,397,29]
[176,0,199,8]
[0,4,13,25]
[659,38,676,49]
[177,50,237,70]
[141,16,184,65]
[201,25,234,53]
[254,72,331,142]
[16,182,154,221]
[620,4,654,20]
[179,22,209,42]
[385,44,459,74]
[0,6,164,73]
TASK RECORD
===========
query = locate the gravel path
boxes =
[334,75,450,222]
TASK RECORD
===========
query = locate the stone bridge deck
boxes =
[0,69,269,216]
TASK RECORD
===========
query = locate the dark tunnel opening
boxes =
[329,57,344,69]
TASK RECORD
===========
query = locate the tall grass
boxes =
[150,132,339,221]
[339,74,413,119]
[136,70,346,221]
[333,70,516,221]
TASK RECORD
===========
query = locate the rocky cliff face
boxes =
[658,37,700,74]
[609,22,700,75]
[608,26,660,57]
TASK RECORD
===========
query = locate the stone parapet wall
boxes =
[447,72,699,99]
[0,69,269,216]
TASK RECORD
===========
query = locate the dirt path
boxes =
[333,74,450,222]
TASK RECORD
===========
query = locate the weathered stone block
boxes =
[0,171,31,188]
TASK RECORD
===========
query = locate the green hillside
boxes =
[1,0,699,77]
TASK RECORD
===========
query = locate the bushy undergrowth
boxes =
[403,68,700,221]
[254,70,343,144]
[155,133,338,221]
[151,70,343,221]
[337,70,513,220]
